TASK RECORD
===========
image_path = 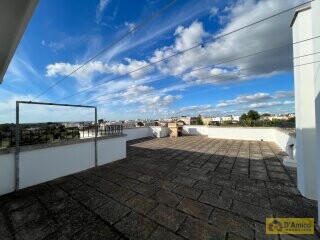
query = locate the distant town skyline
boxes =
[0,0,299,123]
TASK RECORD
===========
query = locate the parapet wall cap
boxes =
[290,3,311,27]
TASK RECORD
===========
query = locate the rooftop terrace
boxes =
[0,136,318,239]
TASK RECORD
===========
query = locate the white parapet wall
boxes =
[182,125,209,135]
[0,135,126,196]
[207,126,295,153]
[150,126,169,138]
[123,127,153,141]
[182,126,295,162]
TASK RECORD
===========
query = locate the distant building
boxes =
[201,117,213,125]
[179,116,197,125]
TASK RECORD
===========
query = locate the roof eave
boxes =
[0,0,39,84]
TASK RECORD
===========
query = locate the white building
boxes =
[212,117,221,122]
[291,0,320,219]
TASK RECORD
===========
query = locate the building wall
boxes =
[311,0,320,219]
[292,5,317,200]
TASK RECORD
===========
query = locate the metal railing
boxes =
[0,125,123,149]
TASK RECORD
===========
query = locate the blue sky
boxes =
[0,0,300,123]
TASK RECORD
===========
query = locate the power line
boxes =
[88,70,251,105]
[32,0,178,101]
[76,39,320,104]
[56,0,314,102]
[91,51,320,105]
[293,50,320,59]
[294,60,320,67]
[87,45,290,104]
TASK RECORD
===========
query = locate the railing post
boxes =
[94,107,98,167]
[15,101,20,191]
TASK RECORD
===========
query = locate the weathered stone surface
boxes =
[15,219,57,240]
[152,189,182,207]
[0,136,318,240]
[70,221,120,240]
[172,184,201,200]
[210,208,254,239]
[199,190,232,210]
[232,200,273,222]
[177,198,213,220]
[149,225,184,240]
[148,204,186,232]
[125,194,156,215]
[95,198,131,224]
[177,216,225,240]
[115,212,157,240]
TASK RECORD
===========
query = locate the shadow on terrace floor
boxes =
[0,136,318,240]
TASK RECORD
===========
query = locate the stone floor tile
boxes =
[177,198,213,220]
[152,189,183,207]
[54,208,98,238]
[148,225,184,240]
[114,212,158,240]
[148,204,186,232]
[193,180,222,192]
[177,216,225,240]
[125,194,156,215]
[172,184,202,200]
[210,208,254,239]
[199,190,232,210]
[15,219,57,240]
[173,176,197,187]
[9,202,48,229]
[108,187,137,203]
[95,198,131,224]
[70,221,120,240]
[131,182,158,197]
[231,200,273,222]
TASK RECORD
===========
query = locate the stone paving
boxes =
[0,136,319,240]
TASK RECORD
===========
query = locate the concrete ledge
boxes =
[0,134,126,155]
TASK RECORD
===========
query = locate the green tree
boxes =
[196,115,204,125]
[137,122,144,127]
[247,110,260,121]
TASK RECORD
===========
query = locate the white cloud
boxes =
[216,91,294,107]
[96,0,111,24]
[148,0,303,84]
[273,90,294,99]
[45,58,154,84]
[243,100,294,109]
[125,22,136,32]
[217,92,271,107]
[210,7,219,18]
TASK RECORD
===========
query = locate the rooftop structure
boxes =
[0,136,318,239]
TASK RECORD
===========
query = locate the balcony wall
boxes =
[0,135,126,195]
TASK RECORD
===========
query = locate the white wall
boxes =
[0,136,126,195]
[98,137,126,165]
[123,127,152,141]
[292,4,318,200]
[207,127,274,141]
[150,126,169,138]
[311,0,320,221]
[0,153,15,195]
[183,125,209,135]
